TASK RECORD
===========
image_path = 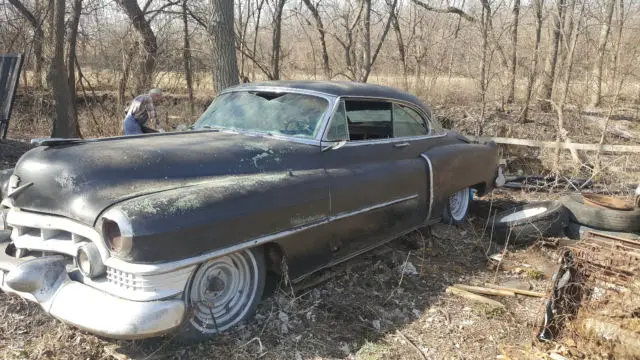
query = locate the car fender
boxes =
[99,169,330,265]
[422,141,498,219]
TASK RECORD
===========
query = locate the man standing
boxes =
[123,88,164,135]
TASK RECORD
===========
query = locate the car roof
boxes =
[226,80,432,115]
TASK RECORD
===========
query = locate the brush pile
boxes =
[538,231,640,359]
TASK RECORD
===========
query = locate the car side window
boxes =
[325,100,349,141]
[393,104,429,137]
[344,100,392,141]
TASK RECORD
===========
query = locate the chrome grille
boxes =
[104,266,195,300]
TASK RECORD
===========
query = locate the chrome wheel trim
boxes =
[188,250,259,334]
[500,207,548,223]
[449,188,470,221]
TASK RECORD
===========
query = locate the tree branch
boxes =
[6,0,38,28]
[411,0,476,22]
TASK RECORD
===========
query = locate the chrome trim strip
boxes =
[220,85,336,99]
[7,182,33,199]
[420,154,435,221]
[105,194,419,275]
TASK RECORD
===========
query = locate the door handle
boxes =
[394,142,410,148]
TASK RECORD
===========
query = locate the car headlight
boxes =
[98,209,133,257]
[76,242,106,278]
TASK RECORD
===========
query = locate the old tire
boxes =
[565,221,640,241]
[442,188,471,225]
[560,194,640,232]
[492,201,568,245]
[177,247,266,342]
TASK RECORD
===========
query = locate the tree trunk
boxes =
[553,0,586,172]
[271,0,286,80]
[538,0,566,112]
[251,0,266,81]
[182,0,194,116]
[357,0,372,82]
[67,0,82,117]
[302,0,331,79]
[520,0,543,122]
[209,0,239,92]
[50,0,81,138]
[390,7,408,90]
[6,0,45,89]
[478,4,489,135]
[589,0,616,107]
[507,0,520,103]
[116,0,158,92]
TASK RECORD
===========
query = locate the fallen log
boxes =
[484,283,546,298]
[469,136,640,153]
[445,286,506,309]
[453,284,516,297]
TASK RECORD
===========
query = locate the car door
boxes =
[320,99,429,259]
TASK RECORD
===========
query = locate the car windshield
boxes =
[193,91,330,139]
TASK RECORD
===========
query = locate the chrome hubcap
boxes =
[449,188,470,221]
[188,250,259,334]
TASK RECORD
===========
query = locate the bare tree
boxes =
[538,0,566,112]
[209,0,239,92]
[589,0,616,107]
[271,0,286,80]
[552,0,586,172]
[182,0,194,116]
[7,0,45,88]
[115,0,161,92]
[67,0,82,115]
[302,0,331,79]
[507,0,520,103]
[50,0,81,138]
[389,0,408,90]
[520,0,543,122]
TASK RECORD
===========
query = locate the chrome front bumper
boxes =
[0,241,185,339]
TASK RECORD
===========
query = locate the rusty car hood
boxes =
[10,131,316,225]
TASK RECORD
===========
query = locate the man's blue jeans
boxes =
[123,114,142,135]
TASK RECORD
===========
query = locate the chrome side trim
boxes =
[7,182,33,199]
[331,194,418,222]
[105,194,419,275]
[420,154,435,221]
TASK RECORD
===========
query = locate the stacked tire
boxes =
[491,193,640,245]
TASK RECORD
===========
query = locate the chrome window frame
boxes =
[320,96,447,146]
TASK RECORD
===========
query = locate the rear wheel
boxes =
[177,247,266,342]
[442,188,470,225]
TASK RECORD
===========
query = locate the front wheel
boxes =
[177,247,266,342]
[442,188,471,225]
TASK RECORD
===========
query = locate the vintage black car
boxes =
[0,81,501,340]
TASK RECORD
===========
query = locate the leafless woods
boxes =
[1,0,638,140]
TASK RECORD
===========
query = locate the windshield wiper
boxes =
[200,126,220,131]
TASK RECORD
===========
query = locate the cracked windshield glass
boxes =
[194,91,329,139]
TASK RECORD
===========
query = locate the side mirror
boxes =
[321,140,347,152]
[176,124,189,132]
